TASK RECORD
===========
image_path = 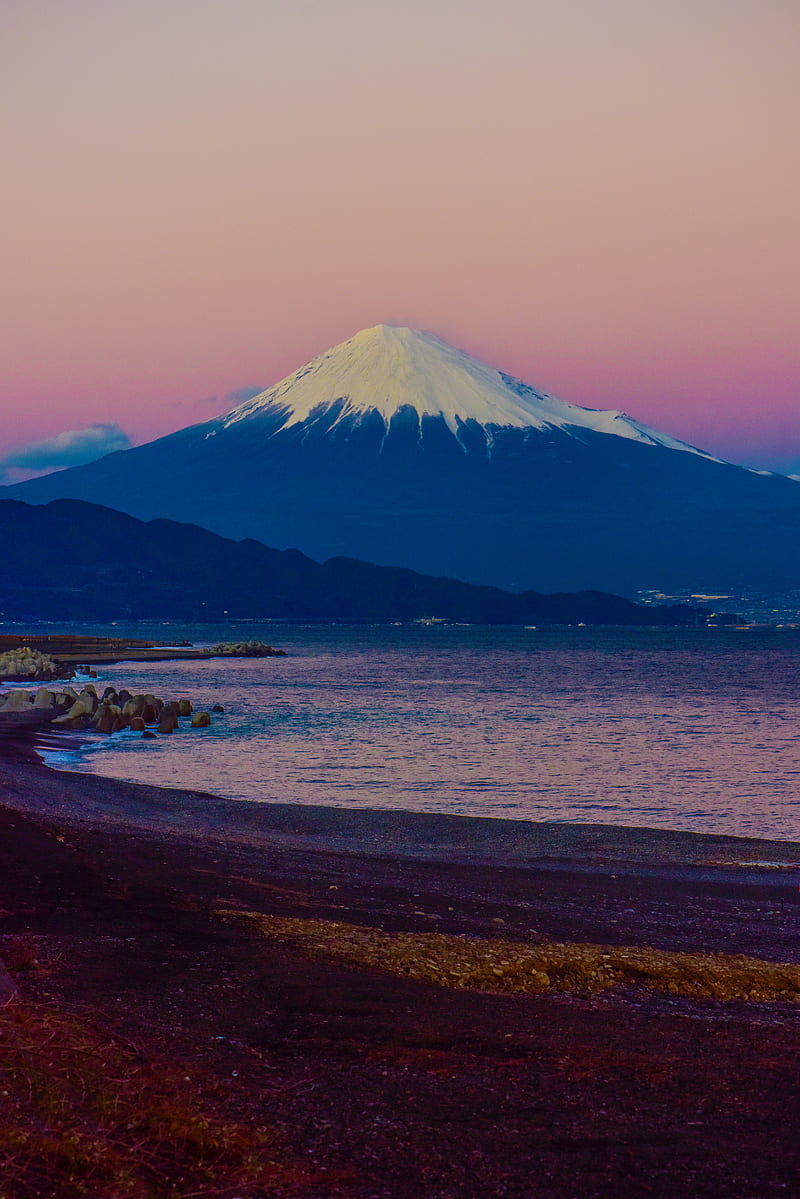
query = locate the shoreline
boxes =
[3,710,800,969]
[3,712,800,884]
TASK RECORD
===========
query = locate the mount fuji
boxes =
[7,324,800,594]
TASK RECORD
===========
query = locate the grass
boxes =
[220,911,800,1004]
[0,999,297,1199]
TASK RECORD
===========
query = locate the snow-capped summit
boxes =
[217,324,719,461]
[6,323,800,595]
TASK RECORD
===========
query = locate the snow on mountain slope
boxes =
[218,324,723,462]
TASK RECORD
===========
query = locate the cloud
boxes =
[0,423,132,481]
[175,384,265,417]
[223,386,264,405]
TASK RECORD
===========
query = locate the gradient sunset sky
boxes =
[2,0,798,475]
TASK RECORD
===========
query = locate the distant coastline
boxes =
[0,633,286,673]
[0,497,738,626]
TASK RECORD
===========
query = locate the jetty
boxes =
[0,634,285,672]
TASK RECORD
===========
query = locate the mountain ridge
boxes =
[5,326,800,594]
[0,497,715,626]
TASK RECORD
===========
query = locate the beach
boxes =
[2,710,800,1196]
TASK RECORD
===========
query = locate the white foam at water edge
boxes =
[37,726,143,770]
[0,674,104,695]
[37,747,85,768]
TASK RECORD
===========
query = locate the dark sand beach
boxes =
[2,710,800,1197]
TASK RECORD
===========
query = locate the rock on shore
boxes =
[1,681,215,737]
[0,647,59,682]
[211,641,286,657]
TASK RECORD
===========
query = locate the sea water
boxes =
[23,622,800,842]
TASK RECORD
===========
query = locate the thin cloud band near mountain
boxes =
[0,423,132,484]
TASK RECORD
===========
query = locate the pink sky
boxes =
[2,0,798,474]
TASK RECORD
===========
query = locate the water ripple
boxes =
[37,623,800,842]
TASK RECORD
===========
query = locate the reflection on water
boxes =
[37,623,800,841]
